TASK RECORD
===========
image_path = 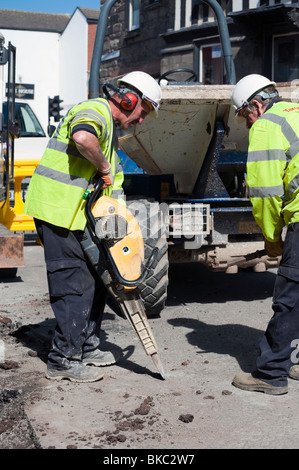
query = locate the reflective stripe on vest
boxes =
[33,164,92,189]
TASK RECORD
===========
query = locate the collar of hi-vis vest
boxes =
[265,98,281,112]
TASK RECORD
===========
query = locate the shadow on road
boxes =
[168,316,262,372]
[165,263,276,371]
[167,262,276,305]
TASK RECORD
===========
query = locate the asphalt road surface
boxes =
[1,236,299,453]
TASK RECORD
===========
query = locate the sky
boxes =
[0,1,101,14]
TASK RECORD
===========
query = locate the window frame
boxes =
[128,0,140,31]
[272,32,299,83]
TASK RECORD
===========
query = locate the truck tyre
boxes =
[127,198,169,317]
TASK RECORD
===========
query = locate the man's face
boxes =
[118,99,152,130]
[239,100,263,129]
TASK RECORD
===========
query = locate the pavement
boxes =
[1,236,299,453]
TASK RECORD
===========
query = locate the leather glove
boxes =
[100,173,112,189]
[98,162,112,189]
[264,238,283,258]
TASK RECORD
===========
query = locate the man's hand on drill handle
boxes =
[100,173,112,189]
[98,162,112,189]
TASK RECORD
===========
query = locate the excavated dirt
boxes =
[2,237,299,452]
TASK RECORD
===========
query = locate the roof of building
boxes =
[78,8,100,22]
[0,7,100,33]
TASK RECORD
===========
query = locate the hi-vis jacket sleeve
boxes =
[246,122,286,242]
[102,150,125,203]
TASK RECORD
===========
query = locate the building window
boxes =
[200,44,223,84]
[129,0,140,31]
[273,34,299,82]
[191,0,210,24]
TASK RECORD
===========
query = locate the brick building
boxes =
[1,1,299,132]
[99,0,299,86]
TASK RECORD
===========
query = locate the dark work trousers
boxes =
[35,218,107,369]
[256,222,299,387]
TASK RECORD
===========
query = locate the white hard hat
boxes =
[231,74,277,115]
[117,71,162,117]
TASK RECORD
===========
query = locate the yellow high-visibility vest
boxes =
[247,100,299,241]
[24,98,124,231]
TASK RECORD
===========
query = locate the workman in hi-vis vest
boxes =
[24,71,162,382]
[231,74,299,395]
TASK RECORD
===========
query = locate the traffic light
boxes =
[48,95,63,122]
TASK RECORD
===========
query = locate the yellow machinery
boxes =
[0,158,38,232]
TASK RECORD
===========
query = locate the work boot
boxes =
[289,365,299,380]
[232,372,288,395]
[82,349,120,367]
[46,361,104,383]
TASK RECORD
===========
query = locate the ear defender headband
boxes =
[103,83,139,112]
[235,89,279,116]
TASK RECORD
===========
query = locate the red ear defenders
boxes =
[103,83,139,112]
[120,92,138,111]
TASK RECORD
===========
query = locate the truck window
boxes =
[15,103,45,137]
[2,101,46,137]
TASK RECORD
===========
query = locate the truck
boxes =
[87,0,295,315]
[0,32,47,276]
